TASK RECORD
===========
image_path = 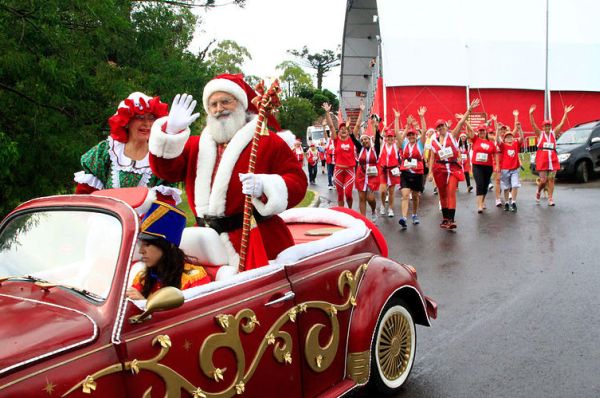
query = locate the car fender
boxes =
[347,256,432,355]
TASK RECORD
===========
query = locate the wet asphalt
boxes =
[309,169,600,398]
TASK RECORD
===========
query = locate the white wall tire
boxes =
[370,299,416,394]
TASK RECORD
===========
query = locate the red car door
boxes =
[284,252,373,397]
[109,268,302,397]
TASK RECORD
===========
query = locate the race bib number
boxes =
[403,159,417,169]
[390,167,400,176]
[366,165,378,176]
[438,147,453,160]
[542,142,555,150]
[475,152,489,162]
[461,154,467,160]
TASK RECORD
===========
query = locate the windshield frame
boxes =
[0,206,124,304]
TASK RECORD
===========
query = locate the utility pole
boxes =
[544,0,551,119]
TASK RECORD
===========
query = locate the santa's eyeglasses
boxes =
[208,97,237,109]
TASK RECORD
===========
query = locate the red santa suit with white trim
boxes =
[148,74,307,268]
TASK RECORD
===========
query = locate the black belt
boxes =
[196,211,271,235]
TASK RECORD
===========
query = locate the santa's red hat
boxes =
[108,92,168,143]
[202,73,284,133]
[202,73,256,112]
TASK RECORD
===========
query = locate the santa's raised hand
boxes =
[166,93,200,134]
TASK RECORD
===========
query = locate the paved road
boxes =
[309,169,600,398]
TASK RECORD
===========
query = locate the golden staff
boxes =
[238,79,282,271]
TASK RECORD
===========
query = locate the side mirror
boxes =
[591,137,600,144]
[129,286,184,324]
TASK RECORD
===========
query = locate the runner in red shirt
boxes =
[529,104,574,206]
[317,138,326,173]
[427,99,480,229]
[306,143,319,185]
[325,133,335,189]
[497,113,523,211]
[292,139,304,165]
[458,133,473,192]
[353,102,382,220]
[323,101,358,208]
[466,122,498,213]
[394,108,427,229]
[378,127,401,218]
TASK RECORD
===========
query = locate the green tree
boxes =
[0,0,216,217]
[296,87,339,117]
[277,97,317,141]
[207,39,252,74]
[288,45,341,90]
[276,61,313,98]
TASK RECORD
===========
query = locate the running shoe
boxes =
[467,186,473,193]
[504,203,510,211]
[398,217,407,229]
[511,202,517,212]
[496,199,503,208]
[380,206,386,215]
[371,212,378,222]
[440,219,449,229]
[433,187,438,195]
[447,220,457,229]
[328,185,333,190]
[535,191,541,203]
[412,214,420,225]
[488,183,494,191]
[548,198,555,206]
[387,209,394,217]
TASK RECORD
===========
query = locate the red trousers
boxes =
[433,169,459,210]
[334,166,355,203]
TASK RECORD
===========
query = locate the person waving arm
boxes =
[322,102,337,140]
[451,98,480,139]
[554,105,575,136]
[529,104,542,139]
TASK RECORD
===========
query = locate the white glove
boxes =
[166,93,200,134]
[239,173,264,198]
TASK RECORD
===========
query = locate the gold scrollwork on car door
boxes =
[63,263,368,397]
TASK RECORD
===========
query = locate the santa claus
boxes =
[148,74,307,268]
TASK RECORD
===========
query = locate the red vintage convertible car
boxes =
[0,188,436,397]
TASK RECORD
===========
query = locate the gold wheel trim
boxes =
[377,309,413,381]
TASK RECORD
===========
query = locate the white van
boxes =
[306,125,328,146]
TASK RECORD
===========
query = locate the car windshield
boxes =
[0,210,122,301]
[557,128,592,145]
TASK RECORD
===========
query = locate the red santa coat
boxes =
[148,115,307,267]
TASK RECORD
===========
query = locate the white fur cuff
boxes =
[252,174,288,216]
[74,171,104,190]
[149,116,190,159]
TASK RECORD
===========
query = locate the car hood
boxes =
[556,144,581,154]
[0,294,98,374]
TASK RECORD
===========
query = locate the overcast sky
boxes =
[190,0,346,93]
[190,0,600,93]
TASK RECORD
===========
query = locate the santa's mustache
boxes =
[214,110,232,119]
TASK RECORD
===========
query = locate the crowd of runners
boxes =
[291,101,575,230]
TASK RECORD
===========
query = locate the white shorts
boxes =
[500,169,521,190]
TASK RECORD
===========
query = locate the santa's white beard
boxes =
[206,105,248,144]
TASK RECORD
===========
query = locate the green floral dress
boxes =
[74,137,180,202]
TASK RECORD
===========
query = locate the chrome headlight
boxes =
[558,153,571,162]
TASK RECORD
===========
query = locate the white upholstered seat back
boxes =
[179,227,228,266]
